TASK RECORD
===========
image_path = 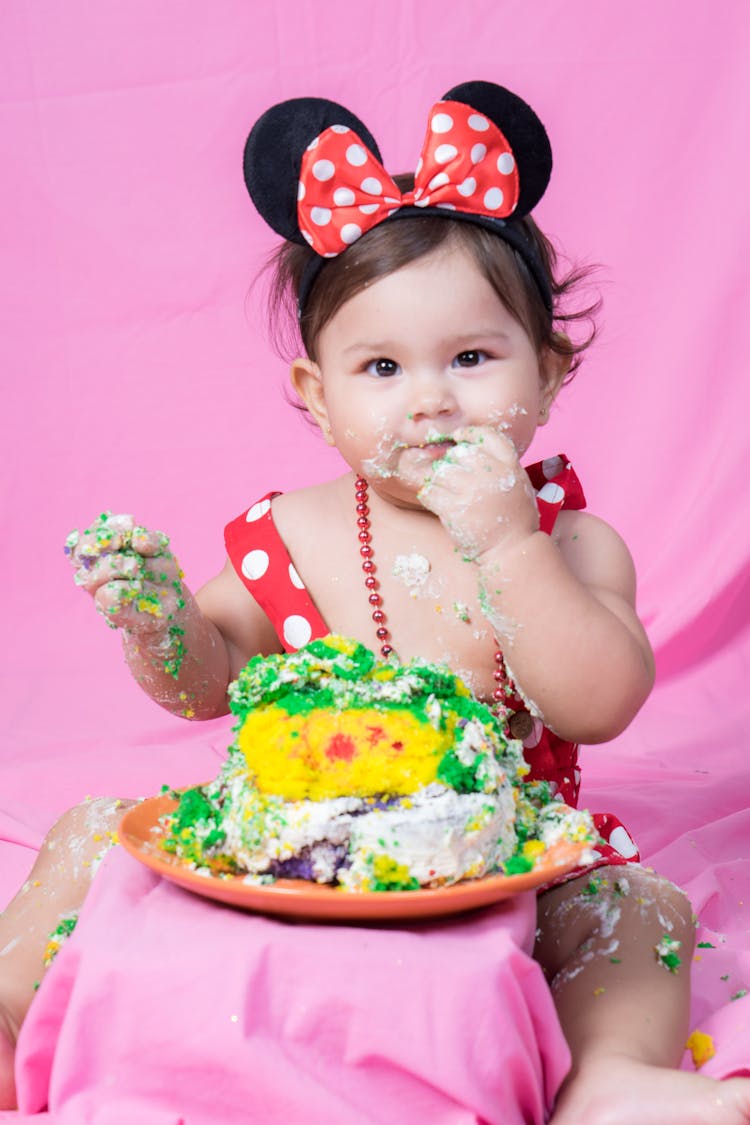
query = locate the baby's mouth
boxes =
[407,431,456,451]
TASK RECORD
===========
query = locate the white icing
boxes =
[340,785,517,889]
[392,553,431,588]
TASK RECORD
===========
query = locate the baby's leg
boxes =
[536,865,750,1125]
[0,797,135,1110]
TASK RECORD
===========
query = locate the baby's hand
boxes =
[414,427,539,559]
[64,513,185,637]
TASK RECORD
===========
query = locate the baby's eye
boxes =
[453,350,488,368]
[366,358,400,378]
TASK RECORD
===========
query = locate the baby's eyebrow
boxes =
[343,331,511,356]
[342,342,394,356]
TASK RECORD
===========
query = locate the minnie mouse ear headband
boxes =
[243,80,553,317]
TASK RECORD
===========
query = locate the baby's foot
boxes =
[549,1052,750,1125]
[0,1005,17,1110]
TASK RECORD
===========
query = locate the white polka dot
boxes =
[537,482,565,504]
[523,717,544,749]
[428,172,450,191]
[574,768,582,788]
[414,197,431,208]
[383,196,400,204]
[415,157,423,176]
[359,203,379,215]
[542,455,564,479]
[434,143,458,163]
[297,180,306,201]
[431,112,454,134]
[333,187,356,206]
[608,826,639,859]
[436,202,456,210]
[341,223,362,244]
[241,549,269,581]
[283,614,312,648]
[471,143,487,163]
[302,231,314,246]
[483,186,505,210]
[306,136,319,151]
[289,563,305,589]
[245,499,271,521]
[310,206,332,226]
[312,159,335,182]
[468,114,489,132]
[457,176,476,197]
[360,176,382,195]
[497,152,515,175]
[346,144,367,166]
[330,124,350,134]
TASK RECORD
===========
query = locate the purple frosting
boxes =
[268,842,349,883]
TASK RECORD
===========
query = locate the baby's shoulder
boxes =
[553,509,638,598]
[271,476,349,524]
[271,475,354,555]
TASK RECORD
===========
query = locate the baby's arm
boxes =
[416,431,654,743]
[66,514,279,718]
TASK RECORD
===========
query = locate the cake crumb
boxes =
[655,934,682,973]
[685,1030,716,1069]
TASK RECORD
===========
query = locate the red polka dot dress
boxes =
[224,455,640,877]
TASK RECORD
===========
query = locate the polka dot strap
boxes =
[224,494,328,652]
[526,454,586,535]
[298,100,520,257]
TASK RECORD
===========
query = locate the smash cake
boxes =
[161,636,595,891]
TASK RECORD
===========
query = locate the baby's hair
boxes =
[263,174,599,387]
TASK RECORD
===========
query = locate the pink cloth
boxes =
[13,849,568,1124]
[2,3,750,1120]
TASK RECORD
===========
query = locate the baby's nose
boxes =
[408,375,459,421]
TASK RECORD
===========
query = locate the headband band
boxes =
[243,81,553,316]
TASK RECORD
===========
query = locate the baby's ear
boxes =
[290,358,334,443]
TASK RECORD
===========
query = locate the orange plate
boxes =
[120,795,587,922]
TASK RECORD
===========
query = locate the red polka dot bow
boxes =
[297,100,520,257]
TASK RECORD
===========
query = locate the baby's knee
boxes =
[535,864,694,977]
[620,865,695,937]
[46,796,134,844]
[40,797,136,883]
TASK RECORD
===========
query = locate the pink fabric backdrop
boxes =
[2,1,750,1119]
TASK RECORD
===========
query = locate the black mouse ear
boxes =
[243,97,383,245]
[441,81,551,216]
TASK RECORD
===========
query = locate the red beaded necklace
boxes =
[354,475,526,729]
[355,475,394,659]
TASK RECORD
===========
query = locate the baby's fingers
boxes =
[131,526,171,558]
[73,552,142,592]
[66,514,135,568]
[94,580,180,634]
[450,425,519,462]
[65,513,171,570]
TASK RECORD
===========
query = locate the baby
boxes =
[2,80,749,1122]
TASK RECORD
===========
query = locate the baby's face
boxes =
[313,243,552,505]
